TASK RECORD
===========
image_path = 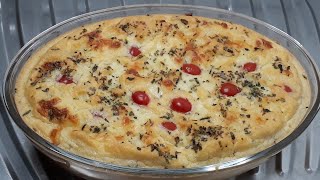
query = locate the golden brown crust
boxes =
[15,15,310,168]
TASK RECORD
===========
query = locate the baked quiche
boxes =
[15,14,310,168]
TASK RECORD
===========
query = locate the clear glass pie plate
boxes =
[2,4,320,179]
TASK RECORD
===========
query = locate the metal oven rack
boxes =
[0,0,320,179]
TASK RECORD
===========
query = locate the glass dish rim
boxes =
[2,4,320,175]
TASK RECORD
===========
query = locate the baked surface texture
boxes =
[15,15,310,168]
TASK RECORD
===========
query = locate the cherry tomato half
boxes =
[161,121,177,131]
[57,75,73,84]
[284,85,292,93]
[182,64,201,75]
[129,46,141,57]
[170,97,192,113]
[243,62,257,72]
[132,91,150,105]
[220,83,240,96]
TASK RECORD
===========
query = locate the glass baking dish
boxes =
[2,4,320,179]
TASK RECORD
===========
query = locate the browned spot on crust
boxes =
[225,41,243,48]
[174,57,183,64]
[116,105,128,117]
[255,116,265,125]
[215,22,228,29]
[226,114,237,124]
[126,69,140,77]
[126,131,133,136]
[162,79,174,87]
[185,42,203,63]
[256,39,273,49]
[141,134,153,145]
[176,121,190,131]
[50,128,61,145]
[256,40,262,47]
[85,30,101,39]
[37,98,78,126]
[91,39,121,50]
[38,98,59,116]
[110,41,121,48]
[115,136,124,141]
[199,54,206,59]
[283,70,292,76]
[111,88,126,97]
[185,42,195,51]
[68,115,78,125]
[85,30,121,50]
[30,61,64,86]
[191,52,202,63]
[261,39,273,49]
[221,22,228,29]
[38,98,67,120]
[42,61,62,72]
[122,117,131,126]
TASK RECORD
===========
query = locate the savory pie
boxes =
[15,14,310,168]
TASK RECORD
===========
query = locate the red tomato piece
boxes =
[284,85,292,92]
[57,75,73,84]
[132,91,150,105]
[129,46,141,57]
[243,62,257,72]
[220,83,240,96]
[182,64,201,75]
[170,97,192,113]
[162,121,177,131]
